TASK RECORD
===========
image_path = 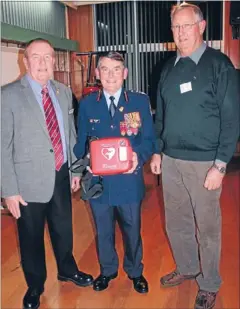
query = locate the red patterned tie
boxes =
[41,86,64,171]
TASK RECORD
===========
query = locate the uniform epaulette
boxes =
[128,90,148,96]
[82,90,99,100]
[88,90,99,96]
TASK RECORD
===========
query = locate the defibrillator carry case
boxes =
[90,137,133,176]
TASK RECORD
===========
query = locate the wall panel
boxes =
[224,1,240,155]
[1,44,25,86]
[68,5,94,98]
[1,1,66,38]
[224,1,240,69]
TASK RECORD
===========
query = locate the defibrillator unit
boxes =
[90,137,133,175]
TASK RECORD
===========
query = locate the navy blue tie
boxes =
[109,96,116,118]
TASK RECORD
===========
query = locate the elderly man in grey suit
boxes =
[1,38,93,309]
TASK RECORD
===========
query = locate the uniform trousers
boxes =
[17,163,78,289]
[90,201,144,278]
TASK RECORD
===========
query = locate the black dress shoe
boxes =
[23,287,44,309]
[58,270,93,287]
[128,275,149,293]
[93,272,118,291]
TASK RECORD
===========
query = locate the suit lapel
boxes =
[21,75,50,140]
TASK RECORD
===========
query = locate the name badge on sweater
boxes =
[180,82,192,94]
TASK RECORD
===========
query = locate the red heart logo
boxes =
[101,147,115,161]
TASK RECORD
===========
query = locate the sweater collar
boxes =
[174,42,207,66]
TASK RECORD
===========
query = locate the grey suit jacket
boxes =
[1,75,78,202]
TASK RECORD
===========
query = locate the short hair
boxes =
[24,38,55,58]
[171,2,204,23]
[97,51,125,68]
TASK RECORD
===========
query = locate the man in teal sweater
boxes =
[151,3,239,309]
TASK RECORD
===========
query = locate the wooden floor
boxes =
[1,166,239,309]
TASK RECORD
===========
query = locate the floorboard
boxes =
[1,167,239,309]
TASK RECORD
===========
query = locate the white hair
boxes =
[171,2,204,23]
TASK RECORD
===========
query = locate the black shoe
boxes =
[93,272,118,291]
[23,287,44,309]
[194,290,217,309]
[128,275,149,294]
[58,270,93,287]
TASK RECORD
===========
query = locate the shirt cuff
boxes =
[215,159,227,166]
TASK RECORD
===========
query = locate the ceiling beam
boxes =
[60,0,125,9]
[74,0,124,6]
[59,1,78,10]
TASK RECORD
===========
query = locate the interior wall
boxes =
[68,5,94,99]
[224,1,240,69]
[224,1,240,155]
[1,45,26,86]
[1,0,66,38]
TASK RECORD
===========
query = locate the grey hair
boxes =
[97,51,125,68]
[171,2,204,23]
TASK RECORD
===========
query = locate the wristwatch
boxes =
[213,163,226,174]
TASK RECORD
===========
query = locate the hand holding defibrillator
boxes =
[124,151,138,174]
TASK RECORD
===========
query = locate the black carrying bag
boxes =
[69,137,103,200]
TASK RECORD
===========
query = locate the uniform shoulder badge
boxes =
[128,90,148,97]
[81,89,100,101]
[128,90,148,96]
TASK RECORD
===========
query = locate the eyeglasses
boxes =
[100,67,124,76]
[171,21,200,32]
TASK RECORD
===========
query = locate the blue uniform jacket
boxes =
[74,89,156,205]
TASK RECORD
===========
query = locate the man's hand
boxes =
[204,167,225,190]
[71,176,81,192]
[150,154,162,175]
[4,195,28,219]
[125,152,138,174]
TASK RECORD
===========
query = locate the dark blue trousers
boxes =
[90,202,143,278]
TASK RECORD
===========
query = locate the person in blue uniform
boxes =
[74,51,155,293]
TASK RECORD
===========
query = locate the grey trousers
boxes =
[162,154,222,292]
